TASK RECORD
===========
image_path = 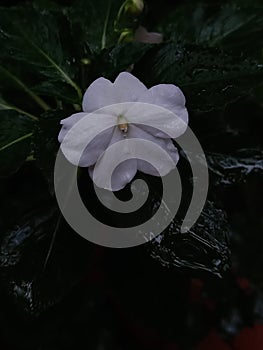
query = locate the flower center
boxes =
[117,115,129,137]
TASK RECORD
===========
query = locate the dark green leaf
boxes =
[197,4,263,55]
[33,110,68,193]
[162,3,263,56]
[135,43,263,112]
[91,42,152,80]
[147,200,231,277]
[0,65,51,111]
[0,4,82,103]
[207,149,263,186]
[31,81,81,104]
[67,0,140,54]
[0,110,35,176]
[0,204,93,316]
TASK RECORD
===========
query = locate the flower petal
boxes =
[89,126,138,190]
[134,26,163,44]
[125,102,187,139]
[82,73,148,113]
[138,84,188,133]
[82,72,148,112]
[78,126,115,167]
[59,111,116,167]
[82,77,114,113]
[128,124,179,176]
[113,72,148,102]
[59,112,116,166]
[88,127,138,191]
[58,112,87,143]
[89,159,137,192]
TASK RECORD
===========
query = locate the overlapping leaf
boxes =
[0,110,35,176]
[134,43,263,111]
[207,149,263,186]
[162,3,263,56]
[0,4,82,104]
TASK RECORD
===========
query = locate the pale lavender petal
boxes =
[111,159,138,191]
[89,159,137,192]
[82,73,148,113]
[113,72,147,102]
[59,112,116,167]
[108,124,124,145]
[79,127,115,167]
[82,77,114,113]
[88,127,138,191]
[128,124,179,176]
[134,26,163,44]
[125,102,187,139]
[134,124,170,139]
[58,112,87,143]
[137,142,179,176]
[138,84,188,128]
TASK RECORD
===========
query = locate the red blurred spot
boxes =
[233,323,263,350]
[236,277,251,294]
[189,278,204,303]
[203,298,216,312]
[196,330,232,350]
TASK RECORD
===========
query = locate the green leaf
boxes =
[0,204,93,315]
[0,65,50,111]
[33,110,69,193]
[135,43,263,112]
[0,4,82,103]
[66,0,140,53]
[31,81,81,104]
[207,148,263,186]
[199,4,263,53]
[0,110,35,176]
[147,200,231,277]
[0,95,38,121]
[162,3,263,56]
[92,42,152,80]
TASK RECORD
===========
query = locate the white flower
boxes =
[58,72,188,191]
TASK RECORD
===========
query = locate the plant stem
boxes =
[0,101,39,121]
[101,1,112,49]
[0,132,33,152]
[0,65,50,111]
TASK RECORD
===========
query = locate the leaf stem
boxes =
[0,132,32,152]
[101,1,112,49]
[43,214,62,270]
[43,167,79,270]
[31,43,83,102]
[0,101,39,121]
[0,66,50,111]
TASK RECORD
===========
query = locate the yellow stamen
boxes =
[117,115,129,136]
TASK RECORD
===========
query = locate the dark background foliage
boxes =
[0,0,262,349]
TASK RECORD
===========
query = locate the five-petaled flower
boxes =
[58,72,188,191]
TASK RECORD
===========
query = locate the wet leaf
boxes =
[92,42,152,80]
[135,43,263,112]
[146,199,231,277]
[67,0,140,53]
[0,204,92,316]
[163,3,263,57]
[207,149,263,186]
[32,110,69,193]
[0,110,35,176]
[0,4,82,103]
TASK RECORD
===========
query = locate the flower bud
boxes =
[118,29,134,43]
[124,0,144,15]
